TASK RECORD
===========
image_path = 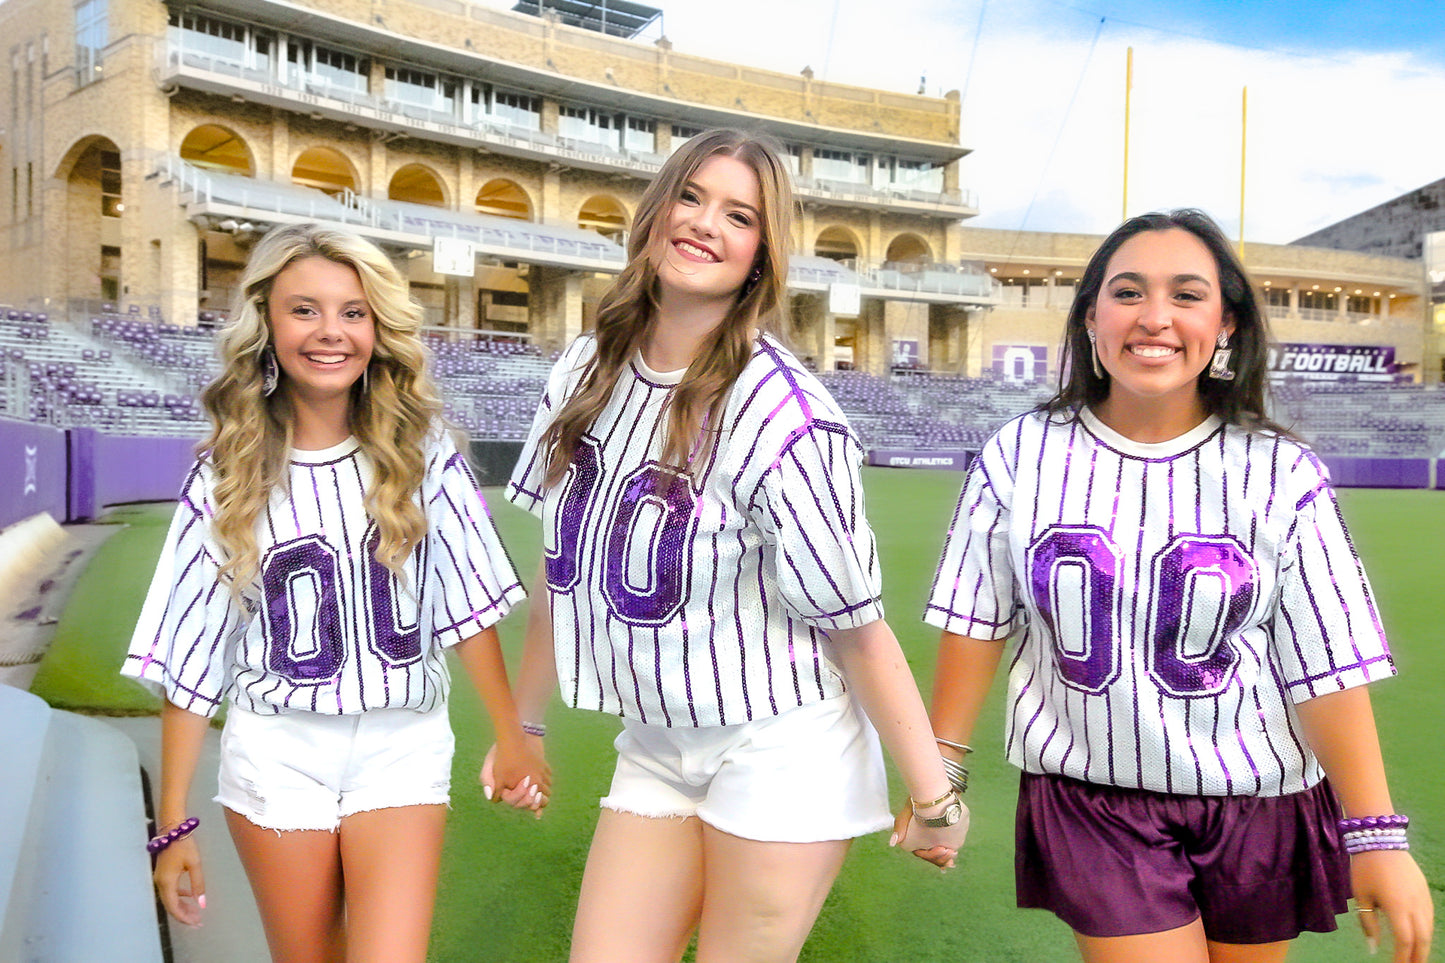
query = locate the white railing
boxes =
[158,37,968,214]
[795,176,975,213]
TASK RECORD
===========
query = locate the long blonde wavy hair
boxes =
[199,223,444,590]
[541,128,794,486]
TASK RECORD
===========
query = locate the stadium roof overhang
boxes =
[510,0,662,40]
[182,0,968,165]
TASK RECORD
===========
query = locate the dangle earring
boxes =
[1208,330,1236,381]
[740,263,764,298]
[362,364,370,394]
[260,345,279,396]
[1085,330,1105,379]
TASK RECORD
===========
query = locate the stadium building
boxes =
[0,0,998,377]
[0,0,1438,468]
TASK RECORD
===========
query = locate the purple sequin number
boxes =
[363,521,423,665]
[546,436,601,593]
[1028,526,1122,692]
[261,535,345,682]
[602,462,696,625]
[1146,535,1254,696]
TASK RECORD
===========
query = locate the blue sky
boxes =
[1055,1,1445,62]
[484,0,1445,243]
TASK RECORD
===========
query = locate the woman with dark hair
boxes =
[916,210,1432,962]
[501,128,967,963]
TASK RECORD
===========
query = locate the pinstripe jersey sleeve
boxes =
[749,418,883,630]
[924,427,1021,640]
[122,463,244,717]
[426,433,526,647]
[1271,456,1395,701]
[507,337,594,517]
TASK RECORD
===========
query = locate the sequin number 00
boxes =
[1028,525,1256,697]
[260,521,423,683]
[546,437,697,626]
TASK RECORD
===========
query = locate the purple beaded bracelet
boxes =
[147,816,200,855]
[1339,814,1410,855]
[1339,814,1409,832]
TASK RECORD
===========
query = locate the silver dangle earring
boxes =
[261,346,279,396]
[1085,330,1105,379]
[1208,330,1236,381]
[362,364,370,394]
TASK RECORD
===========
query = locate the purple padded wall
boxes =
[93,434,198,507]
[1318,456,1431,489]
[68,428,98,521]
[0,420,67,529]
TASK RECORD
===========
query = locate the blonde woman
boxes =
[123,224,546,963]
[503,129,968,963]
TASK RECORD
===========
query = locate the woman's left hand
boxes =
[1351,849,1433,963]
[890,802,970,871]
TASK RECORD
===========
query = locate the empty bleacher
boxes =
[8,309,1445,461]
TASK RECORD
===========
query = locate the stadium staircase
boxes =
[0,684,163,962]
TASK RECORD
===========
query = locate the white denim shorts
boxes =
[215,704,454,831]
[600,693,893,843]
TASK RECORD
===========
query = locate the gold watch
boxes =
[912,790,963,828]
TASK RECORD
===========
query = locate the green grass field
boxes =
[29,472,1445,962]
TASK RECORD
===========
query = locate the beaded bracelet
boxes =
[1339,814,1409,832]
[147,816,200,855]
[1339,814,1410,855]
[521,721,547,738]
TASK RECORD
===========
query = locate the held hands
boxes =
[1351,849,1433,963]
[153,834,206,927]
[481,737,551,818]
[890,798,971,871]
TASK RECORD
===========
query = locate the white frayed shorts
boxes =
[215,704,453,831]
[600,693,892,843]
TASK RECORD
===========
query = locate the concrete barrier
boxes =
[0,685,163,962]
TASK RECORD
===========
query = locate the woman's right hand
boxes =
[153,834,206,926]
[890,800,971,870]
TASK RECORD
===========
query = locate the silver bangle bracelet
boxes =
[941,754,970,795]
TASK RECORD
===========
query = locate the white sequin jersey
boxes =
[124,432,524,717]
[508,334,883,728]
[925,408,1395,797]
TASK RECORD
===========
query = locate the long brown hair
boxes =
[200,223,444,590]
[540,128,794,486]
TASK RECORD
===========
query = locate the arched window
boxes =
[885,233,932,265]
[814,226,860,263]
[180,124,254,177]
[388,163,447,207]
[475,178,532,220]
[291,146,359,196]
[578,195,627,241]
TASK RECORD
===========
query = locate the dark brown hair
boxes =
[1042,208,1289,435]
